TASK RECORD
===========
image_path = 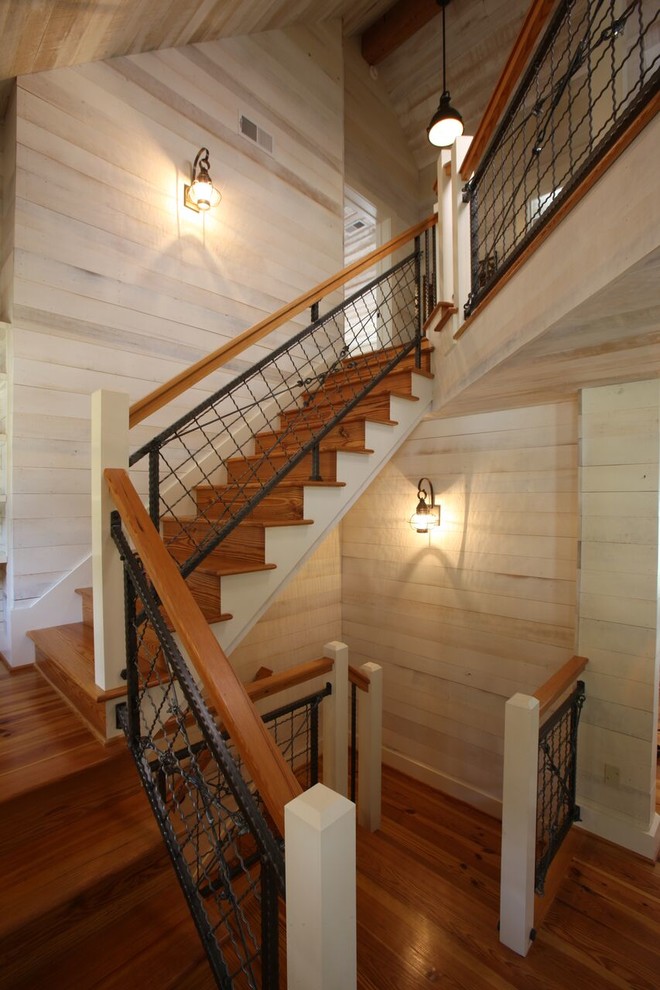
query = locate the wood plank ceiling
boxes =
[0,0,530,172]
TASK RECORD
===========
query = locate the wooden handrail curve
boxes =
[534,654,588,720]
[104,467,302,836]
[459,0,557,180]
[129,213,437,428]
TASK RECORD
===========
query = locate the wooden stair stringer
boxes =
[213,373,434,655]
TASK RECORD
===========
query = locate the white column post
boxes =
[438,148,453,307]
[451,134,473,328]
[357,661,382,832]
[499,692,540,957]
[91,389,130,691]
[285,784,356,990]
[322,640,349,797]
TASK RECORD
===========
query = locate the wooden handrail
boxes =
[459,0,557,180]
[104,467,301,836]
[349,665,371,693]
[246,658,334,705]
[534,654,588,719]
[129,213,437,428]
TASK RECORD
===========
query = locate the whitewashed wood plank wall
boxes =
[9,24,345,618]
[577,379,660,849]
[341,399,579,814]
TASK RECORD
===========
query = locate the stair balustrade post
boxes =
[357,661,382,832]
[451,135,474,327]
[285,784,356,990]
[322,640,349,797]
[499,692,540,957]
[91,389,130,692]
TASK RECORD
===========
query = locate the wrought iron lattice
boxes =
[129,237,435,581]
[535,680,586,894]
[111,517,284,990]
[231,686,331,795]
[465,0,659,315]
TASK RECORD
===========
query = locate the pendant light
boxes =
[427,0,464,148]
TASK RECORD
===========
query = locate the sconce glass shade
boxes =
[427,91,464,147]
[410,478,440,533]
[184,147,222,212]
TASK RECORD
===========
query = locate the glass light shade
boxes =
[410,505,440,533]
[187,177,222,211]
[427,91,464,147]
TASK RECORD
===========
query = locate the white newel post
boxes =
[322,640,349,797]
[91,389,130,691]
[499,692,540,957]
[451,134,474,326]
[357,661,382,832]
[285,784,357,990]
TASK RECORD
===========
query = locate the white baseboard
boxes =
[382,747,503,821]
[576,803,660,861]
[7,556,91,666]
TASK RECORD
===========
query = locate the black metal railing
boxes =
[464,0,659,315]
[129,234,435,582]
[112,515,286,990]
[535,680,586,893]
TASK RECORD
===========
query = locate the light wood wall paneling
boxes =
[9,25,345,617]
[341,399,579,806]
[343,37,420,228]
[229,530,341,684]
[577,379,660,840]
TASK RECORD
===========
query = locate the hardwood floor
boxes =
[1,664,659,989]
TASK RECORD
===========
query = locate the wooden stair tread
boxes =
[192,559,278,577]
[27,623,123,703]
[226,445,373,467]
[163,514,314,529]
[196,479,347,491]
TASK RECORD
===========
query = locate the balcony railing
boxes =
[463,0,659,316]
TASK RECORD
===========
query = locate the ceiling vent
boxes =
[239,114,274,155]
[352,220,366,230]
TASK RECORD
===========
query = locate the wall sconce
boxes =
[184,147,222,212]
[410,478,440,533]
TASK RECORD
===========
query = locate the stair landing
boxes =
[0,664,217,990]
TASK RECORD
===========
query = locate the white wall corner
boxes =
[8,555,92,666]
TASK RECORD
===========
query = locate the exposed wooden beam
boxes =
[361,0,440,66]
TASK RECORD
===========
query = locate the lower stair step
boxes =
[28,623,124,744]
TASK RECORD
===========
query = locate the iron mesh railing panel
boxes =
[129,236,435,581]
[535,680,586,894]
[465,0,659,315]
[112,517,284,990]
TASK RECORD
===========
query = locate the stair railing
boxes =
[499,654,588,957]
[461,0,659,319]
[106,466,298,988]
[126,221,436,584]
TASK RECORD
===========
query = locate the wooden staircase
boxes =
[0,666,217,989]
[27,342,434,738]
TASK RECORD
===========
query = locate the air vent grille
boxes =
[239,115,274,154]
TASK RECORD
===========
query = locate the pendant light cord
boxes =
[442,0,447,94]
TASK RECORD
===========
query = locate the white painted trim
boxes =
[357,661,382,832]
[7,555,92,666]
[285,784,356,990]
[91,389,129,690]
[382,747,502,821]
[499,693,540,957]
[322,640,349,798]
[576,805,660,861]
